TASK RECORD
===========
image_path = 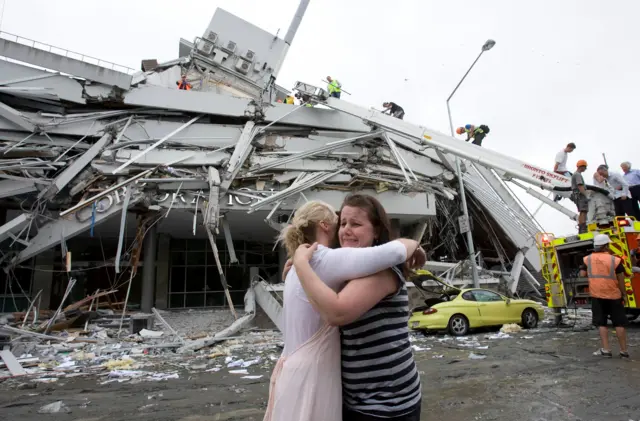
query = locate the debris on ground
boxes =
[500,323,523,333]
[38,401,71,414]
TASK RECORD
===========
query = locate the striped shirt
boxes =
[340,266,421,418]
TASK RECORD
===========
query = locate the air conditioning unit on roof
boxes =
[224,40,237,54]
[243,49,255,61]
[205,31,218,43]
[235,57,251,74]
[196,39,214,56]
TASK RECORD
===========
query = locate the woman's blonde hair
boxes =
[278,200,338,257]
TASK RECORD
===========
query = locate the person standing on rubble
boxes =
[176,75,192,90]
[571,160,589,234]
[621,161,640,220]
[579,233,629,358]
[552,142,576,202]
[382,102,405,120]
[292,194,423,421]
[595,164,631,218]
[263,200,425,421]
[327,76,342,99]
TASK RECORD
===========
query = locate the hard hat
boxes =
[576,159,587,168]
[593,234,610,247]
[456,127,465,135]
[465,124,473,130]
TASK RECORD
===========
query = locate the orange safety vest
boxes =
[584,252,622,300]
[177,81,192,90]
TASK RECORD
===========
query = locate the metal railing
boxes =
[0,31,136,74]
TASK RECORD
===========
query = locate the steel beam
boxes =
[13,195,143,267]
[39,133,112,200]
[0,180,37,198]
[0,101,36,132]
[0,214,32,244]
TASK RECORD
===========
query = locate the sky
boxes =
[0,0,637,236]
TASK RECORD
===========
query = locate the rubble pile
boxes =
[0,297,282,384]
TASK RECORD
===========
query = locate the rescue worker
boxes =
[285,95,295,105]
[382,102,405,120]
[176,75,192,90]
[621,161,640,220]
[456,124,490,146]
[326,76,341,99]
[579,234,629,358]
[596,164,631,218]
[553,142,576,202]
[571,160,589,234]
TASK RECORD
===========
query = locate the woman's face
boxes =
[339,206,376,248]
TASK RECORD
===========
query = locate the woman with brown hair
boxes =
[293,194,422,421]
[263,200,424,421]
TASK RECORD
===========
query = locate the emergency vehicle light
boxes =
[541,234,550,244]
[422,308,438,315]
[618,219,630,227]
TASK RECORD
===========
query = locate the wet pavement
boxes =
[1,316,639,421]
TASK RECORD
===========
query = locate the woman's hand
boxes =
[282,258,293,281]
[293,242,318,268]
[408,247,426,269]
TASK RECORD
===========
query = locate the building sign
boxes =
[74,186,278,222]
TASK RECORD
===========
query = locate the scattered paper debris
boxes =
[468,352,487,360]
[139,329,164,338]
[500,324,523,333]
[412,345,431,352]
[229,369,249,375]
[38,401,71,414]
[241,375,263,379]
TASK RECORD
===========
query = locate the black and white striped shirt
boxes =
[340,266,422,418]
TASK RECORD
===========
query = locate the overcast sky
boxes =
[1,0,637,236]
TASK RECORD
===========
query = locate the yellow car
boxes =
[409,288,546,336]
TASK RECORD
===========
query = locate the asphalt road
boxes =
[1,321,639,421]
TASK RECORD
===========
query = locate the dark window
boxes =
[461,291,476,301]
[471,290,504,302]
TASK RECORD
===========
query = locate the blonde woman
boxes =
[263,200,424,421]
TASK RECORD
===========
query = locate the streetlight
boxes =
[446,39,496,288]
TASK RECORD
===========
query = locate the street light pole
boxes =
[446,39,496,288]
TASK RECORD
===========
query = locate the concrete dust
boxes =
[1,322,639,421]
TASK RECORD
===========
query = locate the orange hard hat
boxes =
[456,127,465,135]
[576,159,587,168]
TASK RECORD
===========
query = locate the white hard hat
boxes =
[593,234,610,247]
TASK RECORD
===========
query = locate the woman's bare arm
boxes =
[295,255,398,326]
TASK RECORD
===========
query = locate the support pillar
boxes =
[31,250,54,309]
[154,234,170,309]
[140,224,157,313]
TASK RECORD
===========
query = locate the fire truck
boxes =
[536,216,640,323]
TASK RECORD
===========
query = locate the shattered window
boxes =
[168,238,278,308]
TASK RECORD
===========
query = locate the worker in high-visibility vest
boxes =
[456,124,490,146]
[176,75,192,90]
[579,233,629,358]
[285,96,295,105]
[326,76,342,99]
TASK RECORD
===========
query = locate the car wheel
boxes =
[521,309,538,329]
[448,314,469,336]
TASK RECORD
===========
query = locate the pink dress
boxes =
[263,323,342,421]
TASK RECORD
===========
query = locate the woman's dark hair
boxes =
[335,194,397,246]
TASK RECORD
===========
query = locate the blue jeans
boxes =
[330,91,341,99]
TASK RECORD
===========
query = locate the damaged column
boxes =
[141,223,158,313]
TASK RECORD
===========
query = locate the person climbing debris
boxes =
[295,92,314,107]
[455,124,490,146]
[382,102,405,120]
[326,76,342,99]
[553,142,576,202]
[176,75,192,90]
[595,164,631,218]
[571,159,589,234]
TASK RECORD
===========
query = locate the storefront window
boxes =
[168,238,278,308]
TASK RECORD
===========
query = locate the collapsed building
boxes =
[0,1,579,316]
